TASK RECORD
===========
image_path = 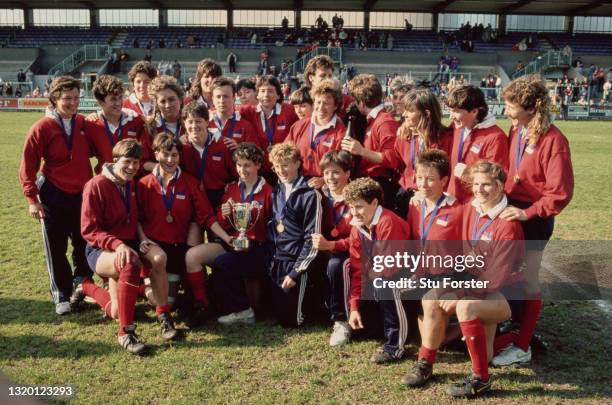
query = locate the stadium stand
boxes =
[4,27,113,48]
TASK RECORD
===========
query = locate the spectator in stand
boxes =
[516,61,524,72]
[25,69,33,85]
[133,38,139,48]
[405,19,413,31]
[227,52,238,73]
[173,60,182,81]
[316,14,324,29]
[17,69,25,86]
[32,86,41,98]
[282,83,291,100]
[258,53,269,76]
[159,38,165,48]
[282,16,289,29]
[450,56,459,75]
[146,39,153,50]
[603,78,611,103]
[176,39,183,48]
[119,50,129,74]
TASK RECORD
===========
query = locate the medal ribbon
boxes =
[161,118,181,140]
[55,113,76,154]
[103,114,124,147]
[326,190,348,227]
[193,136,211,183]
[122,182,131,220]
[358,227,377,259]
[457,128,469,163]
[275,177,300,224]
[240,177,261,203]
[262,108,277,145]
[515,126,528,170]
[309,123,330,151]
[157,169,179,215]
[214,113,237,139]
[419,194,446,242]
[470,212,494,248]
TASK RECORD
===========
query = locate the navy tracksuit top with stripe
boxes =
[267,175,323,281]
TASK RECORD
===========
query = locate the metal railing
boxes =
[48,45,113,76]
[285,47,343,77]
[0,81,34,94]
[512,49,572,79]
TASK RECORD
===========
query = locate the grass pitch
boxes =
[0,112,610,404]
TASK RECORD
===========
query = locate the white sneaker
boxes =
[55,301,71,315]
[329,321,351,346]
[217,308,255,325]
[491,344,532,367]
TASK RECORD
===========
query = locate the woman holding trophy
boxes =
[212,143,273,325]
[137,133,234,328]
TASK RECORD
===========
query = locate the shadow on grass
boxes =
[0,297,161,326]
[0,334,116,361]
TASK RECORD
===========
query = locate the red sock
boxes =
[515,297,542,351]
[459,319,489,381]
[82,279,111,314]
[418,345,437,364]
[118,262,140,336]
[156,304,170,317]
[185,271,208,307]
[494,332,517,355]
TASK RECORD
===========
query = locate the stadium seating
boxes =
[120,27,226,49]
[5,27,113,48]
[546,33,612,56]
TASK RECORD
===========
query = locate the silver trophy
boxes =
[228,202,261,251]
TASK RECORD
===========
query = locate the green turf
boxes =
[0,112,610,403]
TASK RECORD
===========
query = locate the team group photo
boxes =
[1,0,611,403]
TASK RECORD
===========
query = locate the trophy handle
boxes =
[244,202,262,234]
[226,199,239,232]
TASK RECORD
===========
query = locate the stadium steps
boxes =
[350,63,495,85]
[111,32,129,49]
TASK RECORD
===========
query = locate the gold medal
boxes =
[276,222,285,233]
[331,228,339,238]
[513,173,521,184]
[166,213,174,223]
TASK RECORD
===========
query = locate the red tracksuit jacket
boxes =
[217,177,274,243]
[320,189,353,253]
[239,102,299,148]
[122,93,154,118]
[407,193,464,276]
[85,110,151,174]
[382,129,453,191]
[180,133,237,192]
[81,166,138,251]
[505,124,574,219]
[208,111,263,149]
[137,168,216,244]
[459,197,525,297]
[348,206,412,311]
[285,115,346,177]
[448,115,509,202]
[20,114,92,204]
[357,106,399,177]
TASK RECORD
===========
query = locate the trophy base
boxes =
[233,237,250,252]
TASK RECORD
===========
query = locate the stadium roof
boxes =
[5,0,612,16]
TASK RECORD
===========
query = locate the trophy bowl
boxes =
[228,202,260,251]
